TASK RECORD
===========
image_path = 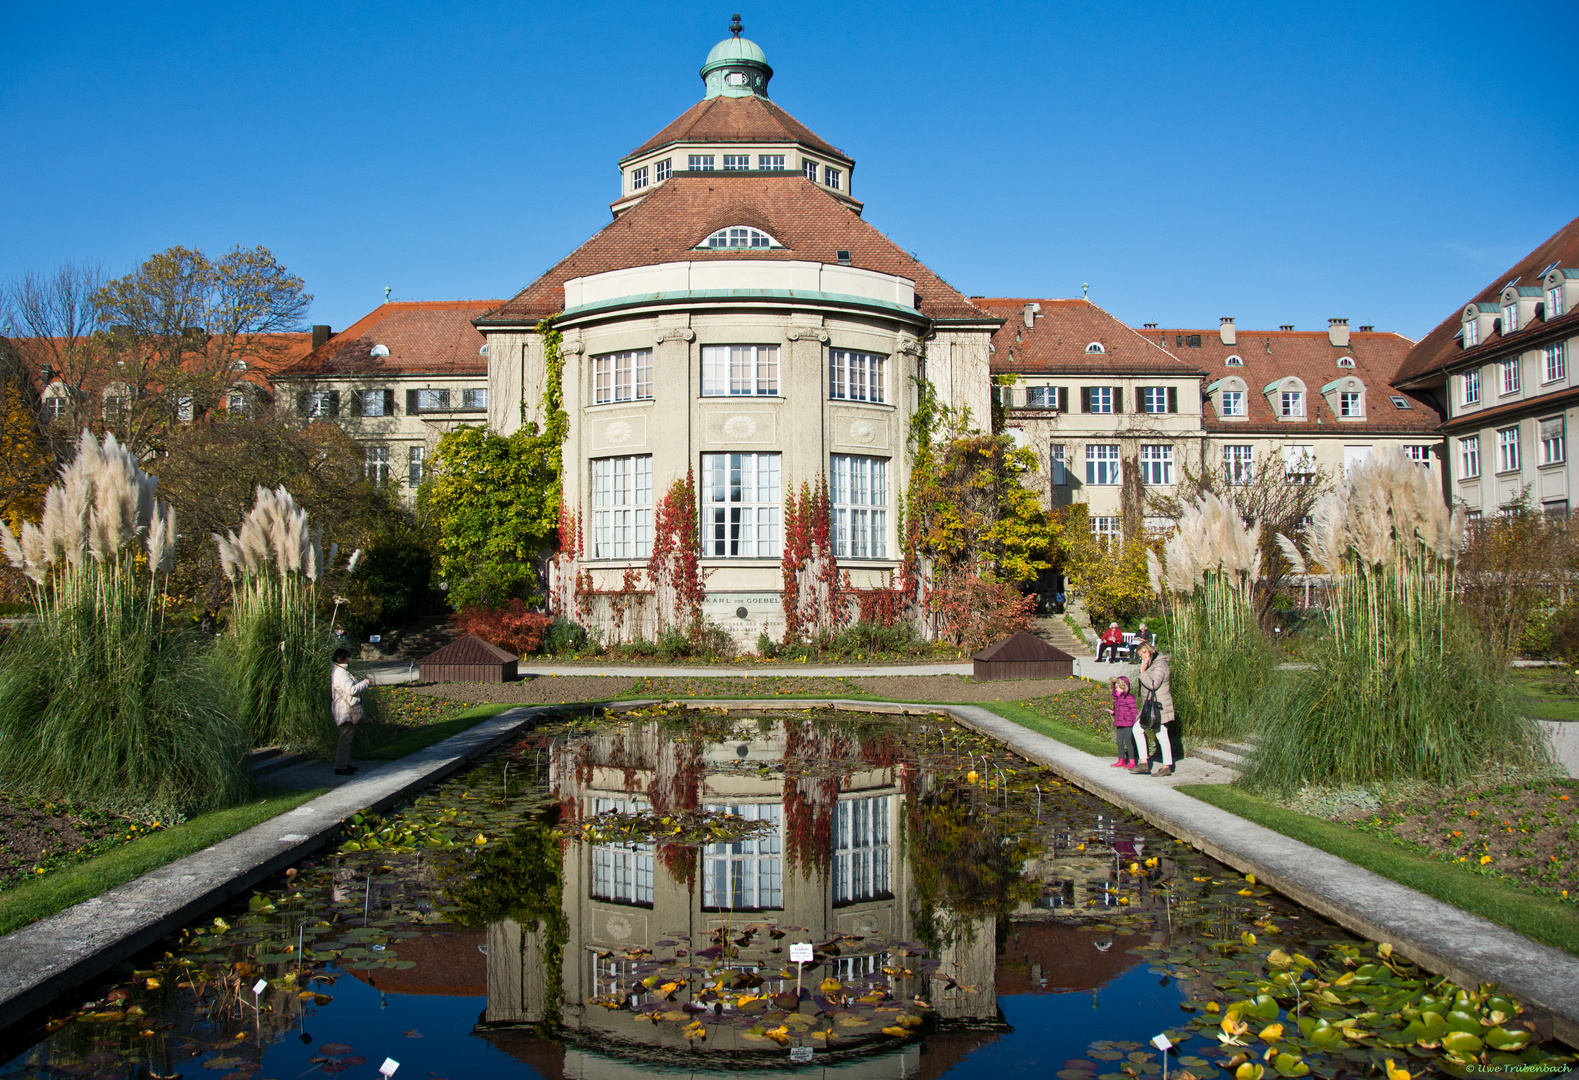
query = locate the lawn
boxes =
[981,685,1119,758]
[358,686,514,759]
[1512,667,1579,721]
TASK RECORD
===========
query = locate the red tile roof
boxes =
[978,298,1201,375]
[1396,214,1579,383]
[279,301,500,378]
[621,95,850,164]
[481,175,989,324]
[1138,327,1442,434]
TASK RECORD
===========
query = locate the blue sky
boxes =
[2,1,1574,339]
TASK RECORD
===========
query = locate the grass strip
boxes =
[360,703,514,760]
[0,788,324,936]
[1177,783,1579,959]
[979,701,1119,758]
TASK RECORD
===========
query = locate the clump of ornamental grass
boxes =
[1243,450,1538,792]
[212,485,350,755]
[0,431,251,817]
[1148,492,1277,742]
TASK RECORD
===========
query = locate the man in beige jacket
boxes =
[331,648,372,776]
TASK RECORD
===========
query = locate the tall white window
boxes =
[1405,445,1434,465]
[802,159,819,180]
[1545,342,1568,383]
[463,387,488,410]
[1551,285,1567,318]
[688,154,715,170]
[226,391,247,414]
[360,389,388,416]
[1220,390,1246,417]
[407,446,424,485]
[1090,516,1120,538]
[1460,436,1481,479]
[1283,445,1316,483]
[833,796,891,903]
[1500,358,1520,395]
[1049,444,1067,486]
[702,802,782,910]
[307,390,334,417]
[590,798,654,905]
[1026,385,1060,408]
[1280,390,1304,417]
[42,394,67,421]
[702,345,779,396]
[702,453,780,557]
[1504,303,1519,334]
[1086,386,1114,413]
[594,350,654,403]
[655,159,672,182]
[1497,426,1520,473]
[823,166,842,189]
[1462,369,1481,405]
[631,165,649,191]
[592,456,653,560]
[1224,445,1253,484]
[829,350,885,402]
[1141,387,1173,413]
[758,154,785,170]
[1140,444,1174,485]
[364,446,389,485]
[1541,417,1565,466]
[1464,318,1480,347]
[1086,444,1120,485]
[1339,391,1362,417]
[830,455,887,558]
[176,397,194,422]
[722,154,750,170]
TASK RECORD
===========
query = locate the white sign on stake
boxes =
[1152,1034,1173,1051]
[790,1046,814,1062]
[379,1059,400,1077]
[789,943,814,964]
[252,979,268,997]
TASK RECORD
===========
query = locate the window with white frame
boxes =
[225,391,246,414]
[1090,516,1120,538]
[1497,426,1520,473]
[174,397,192,423]
[1141,387,1174,413]
[41,392,66,420]
[1551,285,1567,318]
[1546,342,1568,383]
[1280,390,1304,417]
[1224,445,1253,485]
[1283,445,1316,483]
[590,797,654,905]
[833,796,891,903]
[1049,444,1067,486]
[1462,369,1481,405]
[829,455,886,558]
[463,387,487,410]
[1503,303,1519,334]
[1405,445,1434,465]
[594,350,654,404]
[1026,385,1061,408]
[1459,435,1481,479]
[407,446,424,485]
[592,456,653,560]
[1086,444,1120,485]
[688,154,715,170]
[701,226,778,249]
[1464,317,1480,347]
[307,389,334,417]
[1339,391,1363,417]
[1541,417,1565,466]
[722,154,750,170]
[802,159,818,180]
[416,388,450,411]
[359,389,387,416]
[702,345,778,396]
[1086,386,1114,413]
[655,159,672,182]
[823,166,841,189]
[1500,358,1520,394]
[758,154,785,170]
[829,350,885,402]
[631,165,649,191]
[702,802,781,910]
[702,453,780,557]
[1140,444,1174,485]
[364,446,389,485]
[1220,390,1246,417]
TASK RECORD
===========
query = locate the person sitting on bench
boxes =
[1097,622,1125,663]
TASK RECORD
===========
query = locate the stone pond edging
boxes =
[0,706,553,1033]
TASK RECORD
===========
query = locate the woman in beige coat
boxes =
[1131,643,1176,776]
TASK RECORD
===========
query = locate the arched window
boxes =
[698,226,781,250]
[370,344,390,358]
[1084,342,1105,354]
[1224,355,1244,366]
[1337,355,1355,368]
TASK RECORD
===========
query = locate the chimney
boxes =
[1328,318,1350,348]
[1279,325,1294,332]
[1143,323,1158,330]
[312,325,332,349]
[1358,325,1374,333]
[1219,317,1236,346]
[1023,302,1041,328]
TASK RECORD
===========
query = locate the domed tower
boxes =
[701,14,773,98]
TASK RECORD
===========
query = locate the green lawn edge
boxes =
[361,703,516,760]
[0,788,325,936]
[978,701,1119,758]
[1176,783,1579,958]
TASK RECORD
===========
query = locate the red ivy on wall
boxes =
[780,475,844,643]
[648,468,709,635]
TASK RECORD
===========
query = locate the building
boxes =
[1393,215,1579,517]
[273,300,499,496]
[474,21,997,646]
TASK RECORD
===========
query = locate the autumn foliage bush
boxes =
[929,569,1036,650]
[451,600,551,656]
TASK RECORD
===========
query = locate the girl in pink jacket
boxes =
[1108,675,1140,768]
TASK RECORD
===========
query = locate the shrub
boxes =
[657,628,693,660]
[347,537,433,634]
[929,570,1036,650]
[451,600,551,656]
[756,632,779,659]
[543,616,589,655]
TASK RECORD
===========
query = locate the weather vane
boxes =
[730,13,743,36]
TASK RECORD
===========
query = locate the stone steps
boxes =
[390,615,459,660]
[1032,617,1092,657]
[248,747,310,782]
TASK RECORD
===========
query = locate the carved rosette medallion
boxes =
[723,415,759,440]
[605,420,633,445]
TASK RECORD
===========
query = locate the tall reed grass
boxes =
[212,486,341,754]
[1149,493,1274,741]
[0,432,251,816]
[1244,450,1540,791]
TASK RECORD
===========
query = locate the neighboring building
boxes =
[1138,319,1442,488]
[274,301,500,496]
[978,298,1206,539]
[1393,215,1579,518]
[475,22,997,646]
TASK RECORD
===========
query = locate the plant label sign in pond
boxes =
[789,942,813,964]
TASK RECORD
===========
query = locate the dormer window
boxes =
[1266,376,1308,420]
[656,159,672,182]
[689,154,716,171]
[1281,391,1304,417]
[370,344,390,358]
[723,154,750,171]
[802,159,818,181]
[1337,356,1355,368]
[631,165,649,191]
[1224,355,1243,366]
[698,226,781,250]
[1504,302,1519,334]
[1464,316,1479,347]
[1323,375,1365,419]
[1552,283,1567,318]
[823,166,841,190]
[1339,392,1362,417]
[1085,342,1105,354]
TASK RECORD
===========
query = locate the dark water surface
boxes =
[2,707,1570,1079]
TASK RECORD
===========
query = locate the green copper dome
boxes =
[701,15,772,98]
